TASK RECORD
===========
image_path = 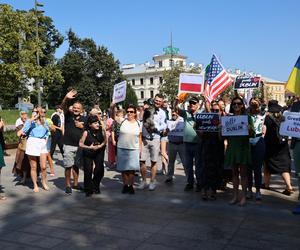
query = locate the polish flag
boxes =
[179,73,204,94]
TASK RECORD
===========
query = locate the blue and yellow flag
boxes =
[286,56,300,96]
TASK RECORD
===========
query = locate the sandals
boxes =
[282,189,293,196]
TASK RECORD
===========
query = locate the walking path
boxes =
[0,149,299,249]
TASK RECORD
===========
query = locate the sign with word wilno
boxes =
[179,73,204,94]
[279,112,300,138]
[113,81,127,103]
[195,113,220,132]
[221,115,249,136]
[234,75,261,89]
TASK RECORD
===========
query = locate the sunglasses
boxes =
[211,109,220,112]
[232,102,243,106]
[127,110,135,114]
[189,101,197,105]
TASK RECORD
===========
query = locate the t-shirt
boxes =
[63,111,86,147]
[179,109,201,143]
[51,113,61,128]
[117,119,141,150]
[15,118,23,128]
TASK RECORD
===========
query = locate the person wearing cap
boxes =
[50,105,64,159]
[139,94,167,191]
[175,95,204,192]
[263,100,293,195]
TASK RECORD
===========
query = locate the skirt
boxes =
[25,137,48,157]
[117,148,140,172]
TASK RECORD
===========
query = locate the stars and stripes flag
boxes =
[204,54,233,103]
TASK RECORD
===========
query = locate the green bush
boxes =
[4,130,18,144]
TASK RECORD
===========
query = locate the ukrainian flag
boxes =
[286,56,300,96]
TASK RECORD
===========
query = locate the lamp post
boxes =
[35,0,44,106]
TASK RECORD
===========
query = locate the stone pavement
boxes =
[0,149,300,250]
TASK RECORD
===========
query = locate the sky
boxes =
[3,0,300,81]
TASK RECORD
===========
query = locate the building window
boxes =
[150,77,154,85]
[140,91,144,99]
[140,78,144,85]
[158,61,162,67]
[159,77,163,84]
[132,79,135,86]
[150,90,154,98]
[179,61,183,67]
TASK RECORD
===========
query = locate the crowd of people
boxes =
[0,89,299,212]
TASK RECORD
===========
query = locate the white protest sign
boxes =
[113,81,127,103]
[179,73,204,94]
[279,111,300,138]
[167,120,184,137]
[221,115,249,136]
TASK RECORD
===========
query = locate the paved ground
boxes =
[0,148,300,250]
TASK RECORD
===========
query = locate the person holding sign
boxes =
[247,98,266,201]
[263,100,293,196]
[224,97,253,206]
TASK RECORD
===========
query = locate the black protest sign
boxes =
[195,113,220,132]
[234,75,261,89]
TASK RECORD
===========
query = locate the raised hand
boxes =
[65,89,77,99]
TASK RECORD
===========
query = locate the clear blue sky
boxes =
[4,0,300,81]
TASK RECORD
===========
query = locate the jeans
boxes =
[184,142,202,186]
[248,137,265,190]
[167,142,185,178]
[50,131,64,157]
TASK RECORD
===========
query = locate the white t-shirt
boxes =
[117,119,141,150]
[15,118,23,128]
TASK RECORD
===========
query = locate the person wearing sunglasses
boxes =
[224,97,253,206]
[23,106,50,192]
[175,95,203,192]
[247,98,266,201]
[116,105,142,194]
[197,101,224,200]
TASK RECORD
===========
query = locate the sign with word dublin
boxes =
[234,75,261,89]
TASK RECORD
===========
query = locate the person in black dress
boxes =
[79,115,107,197]
[263,100,293,195]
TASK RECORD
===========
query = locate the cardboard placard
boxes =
[279,111,300,138]
[195,113,220,132]
[221,115,249,136]
[234,75,260,89]
[113,81,127,103]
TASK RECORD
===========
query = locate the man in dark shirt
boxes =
[61,89,86,195]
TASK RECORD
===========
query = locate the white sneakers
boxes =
[137,180,157,191]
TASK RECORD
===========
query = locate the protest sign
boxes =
[112,81,127,103]
[167,120,184,137]
[195,113,220,132]
[179,73,204,94]
[234,75,261,89]
[221,115,249,136]
[279,111,300,138]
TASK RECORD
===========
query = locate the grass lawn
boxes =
[0,109,55,125]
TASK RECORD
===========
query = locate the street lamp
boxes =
[35,0,44,106]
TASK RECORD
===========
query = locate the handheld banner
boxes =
[221,115,249,136]
[195,113,220,132]
[234,75,260,89]
[113,81,127,103]
[279,111,300,138]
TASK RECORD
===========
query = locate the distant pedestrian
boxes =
[0,118,6,200]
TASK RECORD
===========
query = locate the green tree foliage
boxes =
[159,65,202,101]
[123,83,138,107]
[58,30,124,109]
[0,4,64,108]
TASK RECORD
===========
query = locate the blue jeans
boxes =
[184,142,202,186]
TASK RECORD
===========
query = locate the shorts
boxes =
[160,136,168,142]
[63,145,81,168]
[25,137,48,156]
[140,138,160,163]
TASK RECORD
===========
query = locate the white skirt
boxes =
[25,137,48,156]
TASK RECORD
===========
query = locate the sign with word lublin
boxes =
[112,81,127,103]
[279,112,300,138]
[221,115,249,136]
[234,75,261,89]
[195,113,220,132]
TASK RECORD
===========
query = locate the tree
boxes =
[123,83,138,107]
[58,30,124,109]
[159,65,202,101]
[0,4,64,108]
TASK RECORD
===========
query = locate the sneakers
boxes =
[184,183,194,191]
[148,181,156,191]
[165,177,173,183]
[137,180,148,190]
[72,185,84,192]
[255,191,262,201]
[128,185,135,194]
[65,186,72,195]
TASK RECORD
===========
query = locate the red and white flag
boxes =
[204,54,233,103]
[179,73,204,94]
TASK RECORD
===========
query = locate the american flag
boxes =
[204,54,233,103]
